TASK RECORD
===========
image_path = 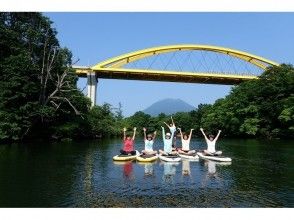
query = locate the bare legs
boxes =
[178,149,196,155]
[159,149,178,156]
[203,150,222,156]
[142,150,158,155]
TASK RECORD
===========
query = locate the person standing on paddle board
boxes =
[142,127,158,155]
[159,126,177,156]
[163,116,177,149]
[120,127,137,155]
[200,128,222,156]
[177,128,196,155]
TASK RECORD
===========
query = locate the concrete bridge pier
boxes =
[87,72,97,107]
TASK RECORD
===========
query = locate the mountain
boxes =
[143,98,195,116]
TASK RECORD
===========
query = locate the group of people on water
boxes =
[120,116,222,156]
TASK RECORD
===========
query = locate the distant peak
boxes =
[143,98,195,116]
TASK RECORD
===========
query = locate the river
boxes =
[0,138,293,207]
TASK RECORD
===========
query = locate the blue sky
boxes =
[46,13,294,116]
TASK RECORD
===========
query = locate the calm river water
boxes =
[0,138,293,207]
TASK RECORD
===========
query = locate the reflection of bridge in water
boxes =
[73,44,279,106]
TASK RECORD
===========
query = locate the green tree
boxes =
[0,12,90,142]
[126,111,151,135]
[87,103,118,138]
[114,102,123,121]
[199,64,294,138]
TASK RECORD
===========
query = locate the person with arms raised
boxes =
[163,116,177,149]
[159,125,177,156]
[200,128,222,156]
[177,128,196,155]
[142,127,157,155]
[120,127,137,155]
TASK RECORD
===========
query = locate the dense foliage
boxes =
[0,12,91,142]
[199,64,294,139]
[0,13,293,142]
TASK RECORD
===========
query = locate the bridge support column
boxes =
[87,72,97,107]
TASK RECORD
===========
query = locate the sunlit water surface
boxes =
[0,138,293,207]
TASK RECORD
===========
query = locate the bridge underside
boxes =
[76,69,256,85]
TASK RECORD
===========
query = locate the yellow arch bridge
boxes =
[73,44,279,106]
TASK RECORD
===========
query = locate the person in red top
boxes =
[120,127,137,155]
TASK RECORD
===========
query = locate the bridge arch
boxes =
[74,44,279,106]
[92,44,279,70]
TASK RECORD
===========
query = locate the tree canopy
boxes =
[0,12,90,141]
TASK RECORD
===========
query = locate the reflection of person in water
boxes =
[201,160,217,187]
[182,160,191,176]
[123,161,133,179]
[206,160,231,175]
[162,162,178,184]
[207,160,217,175]
[144,163,154,176]
[201,160,232,187]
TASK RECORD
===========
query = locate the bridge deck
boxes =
[74,66,257,85]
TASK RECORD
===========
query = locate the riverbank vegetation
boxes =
[0,13,293,142]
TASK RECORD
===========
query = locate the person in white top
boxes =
[177,128,196,155]
[200,128,222,156]
[142,127,158,155]
[163,116,177,149]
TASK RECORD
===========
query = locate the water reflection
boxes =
[113,161,135,181]
[123,161,133,179]
[123,161,135,181]
[162,162,179,184]
[182,160,191,176]
[144,163,154,176]
[207,160,217,175]
[201,160,232,188]
[84,150,94,193]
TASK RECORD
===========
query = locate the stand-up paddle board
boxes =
[178,153,199,161]
[113,150,140,161]
[136,154,158,162]
[158,154,181,162]
[197,152,232,162]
